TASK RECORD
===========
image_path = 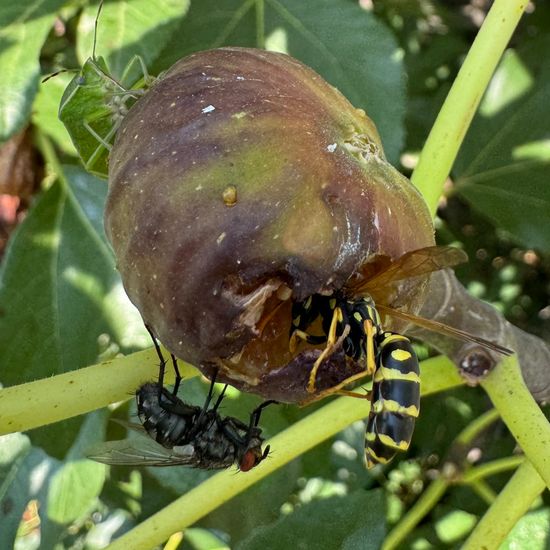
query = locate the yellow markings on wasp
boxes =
[307,306,341,393]
[391,349,412,362]
[377,433,410,451]
[292,315,301,326]
[329,298,336,309]
[380,333,409,346]
[353,311,363,323]
[364,319,376,375]
[374,366,420,383]
[366,448,389,465]
[365,431,376,442]
[372,399,419,418]
[304,296,312,309]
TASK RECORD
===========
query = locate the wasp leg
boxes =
[145,325,167,388]
[364,319,376,376]
[299,370,372,405]
[289,330,326,354]
[307,307,346,394]
[301,319,376,403]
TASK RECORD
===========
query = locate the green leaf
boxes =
[0,166,146,454]
[76,0,190,79]
[0,433,57,549]
[454,51,550,252]
[47,411,107,524]
[155,0,405,163]
[0,0,65,142]
[264,0,405,163]
[236,490,385,550]
[500,507,550,550]
[185,528,230,550]
[434,509,477,543]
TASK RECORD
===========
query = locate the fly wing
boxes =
[352,246,468,297]
[87,437,199,467]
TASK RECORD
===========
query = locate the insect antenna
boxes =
[92,0,105,61]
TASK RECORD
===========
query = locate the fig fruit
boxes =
[105,47,434,402]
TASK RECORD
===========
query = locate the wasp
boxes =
[89,328,275,471]
[289,245,513,468]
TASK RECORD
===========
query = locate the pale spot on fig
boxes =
[217,232,226,245]
[222,185,237,206]
[201,104,216,114]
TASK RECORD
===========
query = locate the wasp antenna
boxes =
[92,0,105,60]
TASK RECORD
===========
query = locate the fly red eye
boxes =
[239,450,258,472]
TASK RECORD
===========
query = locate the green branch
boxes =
[461,456,525,484]
[411,0,528,214]
[382,478,449,550]
[481,355,550,488]
[0,349,195,435]
[462,460,545,550]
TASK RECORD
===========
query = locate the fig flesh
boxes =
[105,47,434,402]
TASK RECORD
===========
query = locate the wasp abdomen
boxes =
[365,334,420,468]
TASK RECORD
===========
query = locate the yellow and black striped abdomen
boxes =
[365,333,420,468]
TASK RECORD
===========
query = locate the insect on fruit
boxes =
[57,0,153,178]
[290,245,513,467]
[89,328,275,471]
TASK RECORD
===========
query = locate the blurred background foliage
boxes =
[0,0,548,548]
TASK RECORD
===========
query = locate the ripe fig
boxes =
[105,47,434,403]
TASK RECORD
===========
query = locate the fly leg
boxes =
[145,324,167,388]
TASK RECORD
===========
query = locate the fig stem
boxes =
[411,0,528,216]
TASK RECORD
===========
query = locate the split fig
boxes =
[105,47,434,403]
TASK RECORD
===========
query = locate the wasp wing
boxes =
[352,246,468,296]
[377,304,513,356]
[87,437,198,467]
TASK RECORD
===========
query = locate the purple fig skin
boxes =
[105,47,434,402]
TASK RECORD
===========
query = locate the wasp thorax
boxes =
[105,47,434,403]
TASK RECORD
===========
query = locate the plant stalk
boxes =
[462,460,545,550]
[411,0,528,215]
